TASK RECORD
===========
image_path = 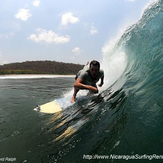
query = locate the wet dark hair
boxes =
[89,60,100,70]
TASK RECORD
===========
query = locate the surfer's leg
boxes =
[71,87,79,103]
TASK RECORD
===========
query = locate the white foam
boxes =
[101,38,128,90]
[0,74,75,79]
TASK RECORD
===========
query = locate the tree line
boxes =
[0,61,84,75]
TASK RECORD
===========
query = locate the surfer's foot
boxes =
[71,95,76,103]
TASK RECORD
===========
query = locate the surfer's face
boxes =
[90,65,99,79]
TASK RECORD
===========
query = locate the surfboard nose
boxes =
[34,101,62,114]
[35,105,41,111]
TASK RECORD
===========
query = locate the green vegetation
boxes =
[0,61,84,75]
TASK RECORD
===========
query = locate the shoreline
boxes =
[0,74,75,79]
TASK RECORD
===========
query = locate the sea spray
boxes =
[101,36,128,91]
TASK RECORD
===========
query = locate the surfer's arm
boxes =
[74,78,98,93]
[98,75,104,87]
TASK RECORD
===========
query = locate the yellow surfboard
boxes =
[34,101,62,114]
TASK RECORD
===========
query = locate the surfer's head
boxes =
[89,60,100,78]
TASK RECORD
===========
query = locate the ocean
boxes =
[1,0,163,162]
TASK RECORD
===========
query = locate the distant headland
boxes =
[0,61,84,75]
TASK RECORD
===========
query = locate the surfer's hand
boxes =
[98,83,103,87]
[89,86,98,93]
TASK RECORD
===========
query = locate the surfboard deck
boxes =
[34,101,62,114]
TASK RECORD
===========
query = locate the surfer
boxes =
[71,60,104,103]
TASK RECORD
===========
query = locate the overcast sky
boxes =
[0,0,155,65]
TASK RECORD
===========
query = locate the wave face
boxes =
[40,1,163,162]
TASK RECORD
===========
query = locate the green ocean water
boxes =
[1,0,163,162]
[0,77,75,163]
